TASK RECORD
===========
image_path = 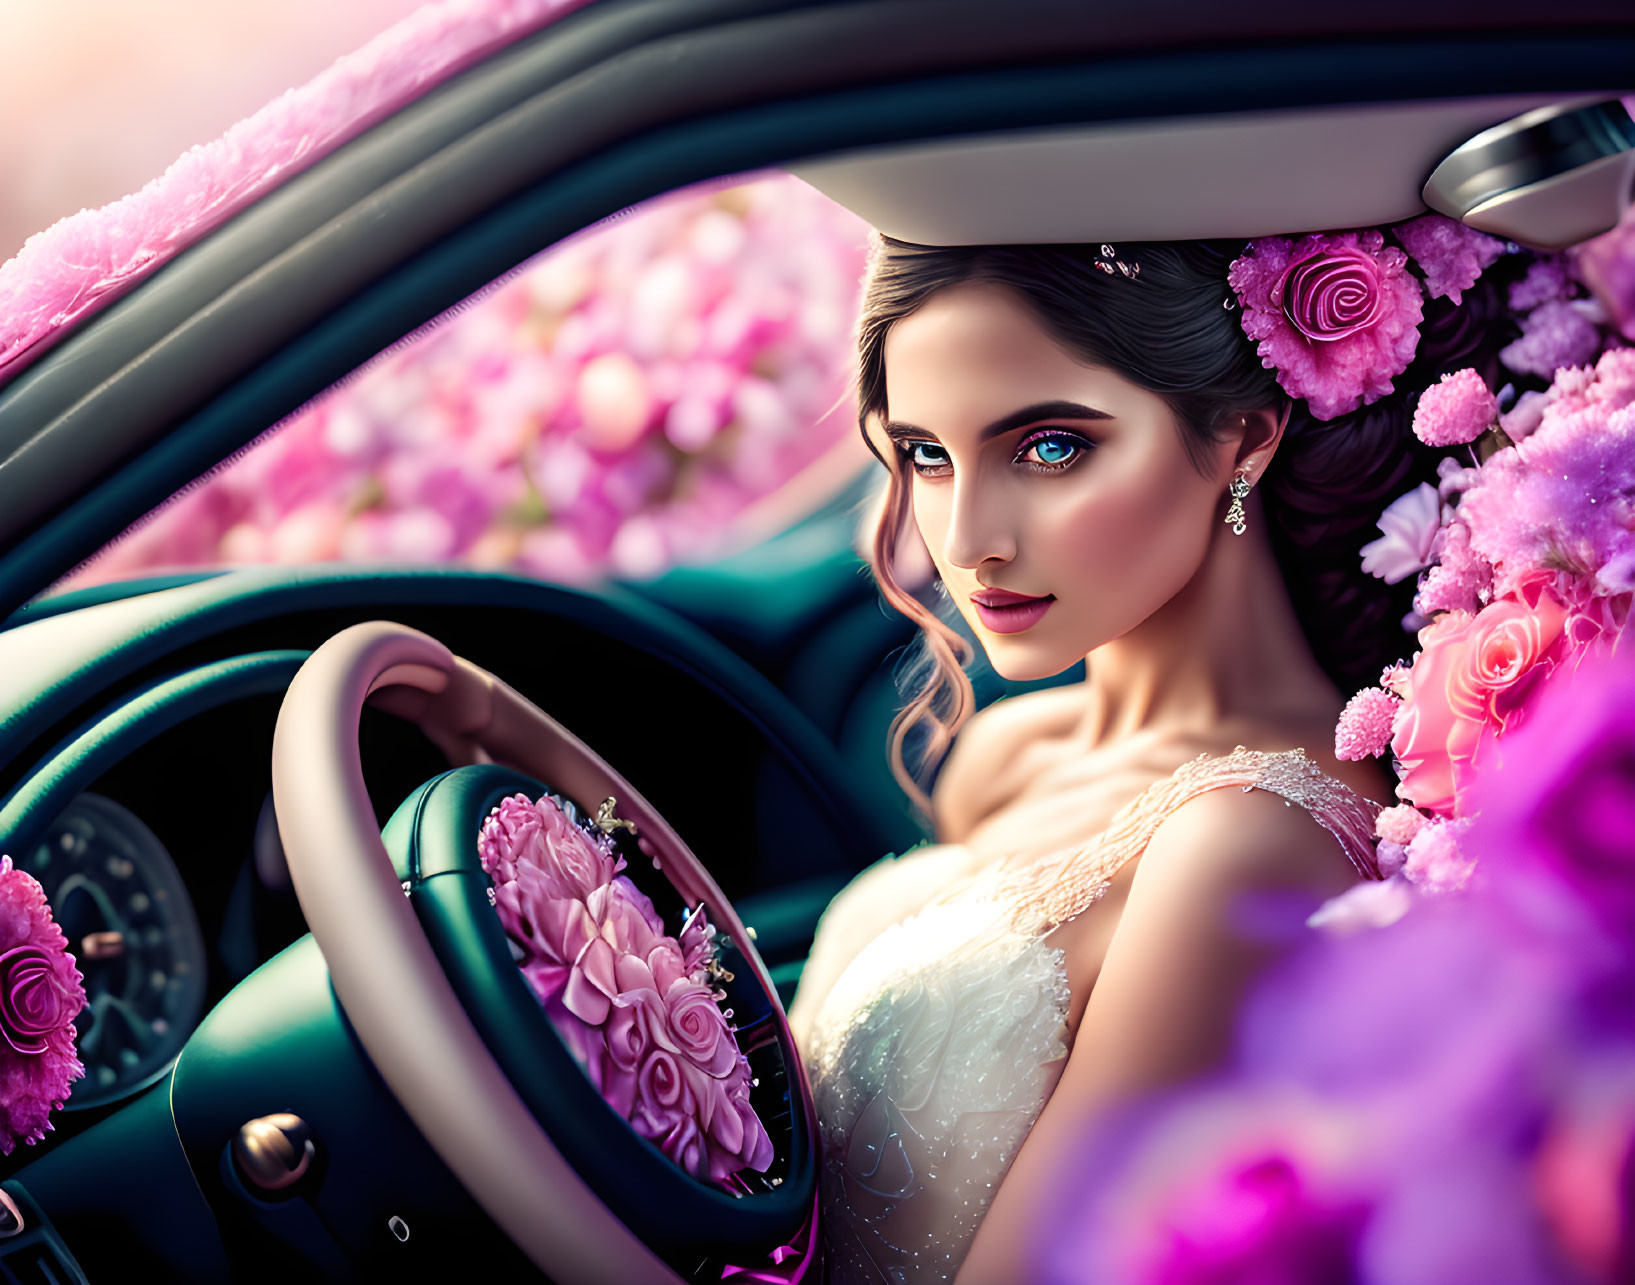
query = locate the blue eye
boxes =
[1017,432,1089,471]
[899,441,950,474]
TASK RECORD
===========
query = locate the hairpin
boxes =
[1094,243,1141,279]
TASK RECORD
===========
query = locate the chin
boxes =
[979,640,1083,684]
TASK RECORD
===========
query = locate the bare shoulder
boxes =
[1132,780,1363,908]
[931,684,1083,842]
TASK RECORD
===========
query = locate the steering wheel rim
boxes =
[270,619,820,1284]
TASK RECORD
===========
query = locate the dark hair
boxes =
[857,233,1524,817]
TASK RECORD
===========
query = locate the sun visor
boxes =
[789,94,1627,246]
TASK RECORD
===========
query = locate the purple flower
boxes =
[1500,300,1605,379]
[1359,483,1444,586]
[1464,647,1635,952]
[1393,213,1507,305]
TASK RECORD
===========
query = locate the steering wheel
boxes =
[270,620,820,1284]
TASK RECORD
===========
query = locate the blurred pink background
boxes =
[0,0,427,263]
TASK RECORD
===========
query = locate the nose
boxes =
[940,473,1017,570]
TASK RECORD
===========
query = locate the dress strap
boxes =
[977,745,1386,936]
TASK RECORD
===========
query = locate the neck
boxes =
[1073,489,1343,750]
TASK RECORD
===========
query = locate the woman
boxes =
[785,231,1513,1282]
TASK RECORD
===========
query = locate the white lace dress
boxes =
[791,746,1385,1284]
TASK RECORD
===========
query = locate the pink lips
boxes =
[970,588,1055,634]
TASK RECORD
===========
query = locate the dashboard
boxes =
[0,558,921,1185]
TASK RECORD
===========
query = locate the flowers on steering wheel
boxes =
[0,855,86,1153]
[479,793,774,1189]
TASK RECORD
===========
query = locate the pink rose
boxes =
[663,978,740,1078]
[596,878,664,958]
[1282,248,1386,341]
[1391,582,1568,817]
[1229,230,1423,421]
[660,1115,711,1181]
[0,947,74,1056]
[536,802,621,902]
[609,938,690,1005]
[501,886,619,1025]
[634,1047,694,1137]
[1391,610,1485,817]
[1455,586,1567,733]
[603,988,663,1072]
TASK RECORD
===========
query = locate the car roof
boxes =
[0,0,1630,620]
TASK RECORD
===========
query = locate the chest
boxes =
[951,749,1189,1044]
[959,738,1182,867]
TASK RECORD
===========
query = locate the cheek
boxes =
[1048,474,1213,605]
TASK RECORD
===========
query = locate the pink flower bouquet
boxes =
[0,855,87,1153]
[477,792,774,1190]
[1334,346,1635,905]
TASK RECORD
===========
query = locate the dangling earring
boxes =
[1224,468,1253,536]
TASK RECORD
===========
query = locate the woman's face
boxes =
[878,281,1232,682]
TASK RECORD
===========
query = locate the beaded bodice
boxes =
[798,746,1384,1284]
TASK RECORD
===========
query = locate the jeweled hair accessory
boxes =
[1094,244,1141,279]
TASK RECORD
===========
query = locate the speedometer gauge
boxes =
[22,793,207,1108]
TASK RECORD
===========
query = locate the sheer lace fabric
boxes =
[800,746,1385,1283]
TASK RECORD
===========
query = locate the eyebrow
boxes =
[882,400,1114,443]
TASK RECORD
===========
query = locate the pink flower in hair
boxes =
[1412,368,1498,447]
[1393,213,1506,304]
[1335,687,1398,761]
[1229,230,1423,421]
[1500,300,1604,379]
[1415,519,1494,618]
[1403,815,1478,893]
[1376,804,1430,847]
[1508,257,1574,312]
[1359,482,1444,586]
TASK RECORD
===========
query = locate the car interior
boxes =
[0,0,1629,1280]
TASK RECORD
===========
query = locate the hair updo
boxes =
[857,232,1522,819]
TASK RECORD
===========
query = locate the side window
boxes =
[64,174,872,590]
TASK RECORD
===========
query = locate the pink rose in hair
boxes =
[1229,230,1423,421]
[1282,250,1387,341]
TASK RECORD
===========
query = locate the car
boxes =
[0,1,1630,1280]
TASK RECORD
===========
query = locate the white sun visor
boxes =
[790,93,1634,248]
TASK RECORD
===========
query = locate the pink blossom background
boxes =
[0,0,428,265]
[59,173,874,588]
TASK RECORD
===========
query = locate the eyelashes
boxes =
[894,430,1093,478]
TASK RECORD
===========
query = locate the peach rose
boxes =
[1391,580,1568,817]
